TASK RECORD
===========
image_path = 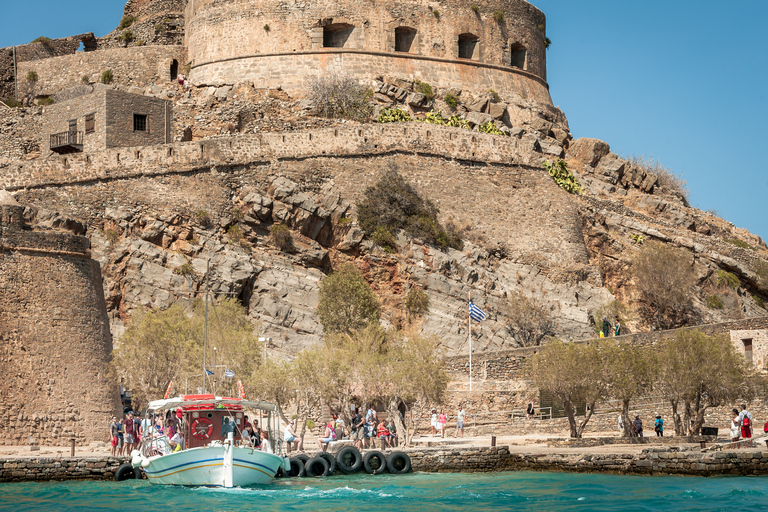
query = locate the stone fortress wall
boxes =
[0,195,118,447]
[186,0,550,100]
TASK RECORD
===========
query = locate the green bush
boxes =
[378,107,412,123]
[543,159,584,195]
[26,71,38,82]
[471,4,480,13]
[104,230,120,244]
[545,37,552,49]
[357,169,463,250]
[31,36,53,50]
[155,22,166,33]
[4,98,22,108]
[488,89,501,102]
[101,70,114,84]
[446,115,470,129]
[317,262,380,335]
[493,10,505,23]
[195,210,211,227]
[422,109,446,125]
[706,295,724,309]
[38,97,54,106]
[479,121,504,135]
[118,15,137,29]
[628,233,645,245]
[263,24,270,32]
[444,93,458,108]
[754,296,766,310]
[174,262,196,276]
[715,270,739,290]
[227,224,250,248]
[405,288,430,317]
[135,40,145,46]
[270,224,293,252]
[117,30,136,44]
[432,9,440,17]
[81,75,90,84]
[337,216,352,226]
[414,80,434,101]
[371,227,398,253]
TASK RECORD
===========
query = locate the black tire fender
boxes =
[317,452,336,476]
[335,446,363,474]
[114,463,137,482]
[363,450,388,474]
[387,451,411,474]
[305,456,330,477]
[287,457,306,478]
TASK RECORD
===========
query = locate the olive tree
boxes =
[527,340,608,438]
[603,341,656,437]
[656,329,756,436]
[502,291,556,347]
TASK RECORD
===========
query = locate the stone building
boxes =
[185,0,551,100]
[0,190,118,446]
[40,88,172,156]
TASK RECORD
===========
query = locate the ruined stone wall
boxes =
[16,46,186,98]
[186,0,548,97]
[0,203,119,446]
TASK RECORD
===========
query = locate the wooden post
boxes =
[71,438,75,456]
[491,435,496,447]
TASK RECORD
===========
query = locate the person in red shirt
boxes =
[122,412,136,454]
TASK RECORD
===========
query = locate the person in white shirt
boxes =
[260,430,273,453]
[454,406,466,438]
[284,419,303,452]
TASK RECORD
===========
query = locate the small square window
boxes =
[133,114,147,132]
[85,113,95,134]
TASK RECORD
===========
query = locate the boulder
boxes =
[466,111,493,127]
[214,85,233,99]
[594,157,626,185]
[467,97,489,113]
[528,116,553,135]
[568,138,611,167]
[488,102,508,120]
[407,92,427,108]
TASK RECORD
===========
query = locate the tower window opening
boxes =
[510,43,527,69]
[323,23,354,48]
[170,59,179,81]
[458,33,479,60]
[395,27,416,53]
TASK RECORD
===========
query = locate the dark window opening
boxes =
[323,23,354,48]
[743,338,753,365]
[395,27,416,53]
[510,43,527,69]
[85,113,95,134]
[170,59,179,81]
[458,33,479,60]
[133,114,147,132]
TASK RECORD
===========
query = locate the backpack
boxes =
[743,416,750,427]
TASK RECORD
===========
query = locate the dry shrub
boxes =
[624,154,688,200]
[306,73,373,121]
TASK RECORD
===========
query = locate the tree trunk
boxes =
[668,398,683,436]
[576,402,596,438]
[683,401,693,436]
[622,400,636,437]
[387,399,408,447]
[564,401,579,438]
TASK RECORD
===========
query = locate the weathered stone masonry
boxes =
[0,195,118,446]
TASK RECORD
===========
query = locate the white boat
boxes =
[131,394,290,487]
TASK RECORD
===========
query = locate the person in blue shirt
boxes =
[654,414,664,437]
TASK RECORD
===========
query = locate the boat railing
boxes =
[140,434,173,457]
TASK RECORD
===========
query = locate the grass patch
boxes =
[706,295,724,309]
[715,270,739,290]
[101,70,114,84]
[624,154,688,200]
[471,4,480,13]
[405,288,430,317]
[269,224,293,252]
[488,89,501,102]
[116,31,136,44]
[227,224,250,248]
[31,36,53,50]
[725,238,755,251]
[754,295,766,309]
[493,10,505,23]
[414,80,435,101]
[306,73,373,121]
[26,71,38,82]
[4,98,22,108]
[174,262,196,276]
[444,93,458,108]
[38,97,54,106]
[118,15,136,29]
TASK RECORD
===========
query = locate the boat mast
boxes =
[202,261,210,393]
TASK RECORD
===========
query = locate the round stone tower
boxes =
[0,191,118,447]
[186,0,551,103]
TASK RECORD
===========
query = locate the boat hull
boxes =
[140,446,283,486]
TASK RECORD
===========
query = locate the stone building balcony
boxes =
[50,131,83,154]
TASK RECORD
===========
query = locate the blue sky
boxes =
[1,1,767,240]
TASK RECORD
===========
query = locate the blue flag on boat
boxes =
[205,369,214,376]
[224,369,235,378]
[469,300,486,322]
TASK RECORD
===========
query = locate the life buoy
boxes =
[190,417,214,440]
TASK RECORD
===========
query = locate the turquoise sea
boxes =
[0,471,765,511]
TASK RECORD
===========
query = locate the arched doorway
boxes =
[170,59,179,81]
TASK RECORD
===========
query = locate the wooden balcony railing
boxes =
[50,131,84,154]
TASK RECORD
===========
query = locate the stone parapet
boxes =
[0,457,128,482]
[0,123,540,192]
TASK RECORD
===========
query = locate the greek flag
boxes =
[224,368,236,378]
[469,301,486,322]
[205,369,214,376]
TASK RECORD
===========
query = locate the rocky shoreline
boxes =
[3,445,768,483]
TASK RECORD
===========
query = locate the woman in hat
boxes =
[654,414,663,436]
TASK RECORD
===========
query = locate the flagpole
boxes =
[468,292,472,392]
